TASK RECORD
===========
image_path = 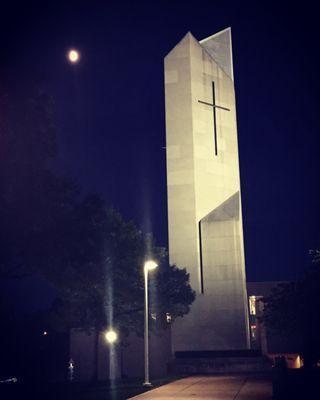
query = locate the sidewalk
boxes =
[128,374,272,400]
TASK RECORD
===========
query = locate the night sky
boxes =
[1,0,319,305]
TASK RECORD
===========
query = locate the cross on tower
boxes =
[198,82,230,156]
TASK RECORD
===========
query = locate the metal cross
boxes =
[198,82,230,156]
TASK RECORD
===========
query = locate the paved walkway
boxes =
[128,374,272,400]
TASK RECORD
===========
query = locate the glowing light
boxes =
[249,295,256,315]
[105,329,118,344]
[144,260,158,271]
[68,49,80,63]
[43,331,48,336]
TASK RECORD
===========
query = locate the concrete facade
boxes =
[165,28,250,351]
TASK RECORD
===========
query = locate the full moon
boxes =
[68,49,80,63]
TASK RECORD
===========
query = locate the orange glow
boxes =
[270,353,302,369]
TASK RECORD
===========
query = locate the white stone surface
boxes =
[165,29,250,351]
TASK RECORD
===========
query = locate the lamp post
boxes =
[105,329,118,383]
[143,260,158,387]
[105,329,118,344]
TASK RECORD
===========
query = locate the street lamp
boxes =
[105,329,118,344]
[105,329,118,382]
[143,259,158,387]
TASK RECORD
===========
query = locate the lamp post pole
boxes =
[144,266,151,386]
[143,260,158,387]
[105,329,118,383]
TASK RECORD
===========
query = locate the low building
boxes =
[247,281,302,369]
[70,280,302,381]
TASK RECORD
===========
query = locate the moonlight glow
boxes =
[68,49,80,63]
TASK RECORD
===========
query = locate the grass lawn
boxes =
[0,376,183,400]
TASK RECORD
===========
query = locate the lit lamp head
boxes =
[144,260,158,272]
[67,49,80,64]
[105,329,118,344]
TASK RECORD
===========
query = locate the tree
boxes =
[0,86,80,281]
[261,254,320,368]
[0,85,196,381]
[48,197,195,380]
[0,87,195,324]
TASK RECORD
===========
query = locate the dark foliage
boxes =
[0,86,195,342]
[261,254,320,368]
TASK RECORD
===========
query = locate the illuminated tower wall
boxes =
[165,28,250,351]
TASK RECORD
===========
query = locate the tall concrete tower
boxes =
[165,28,250,351]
